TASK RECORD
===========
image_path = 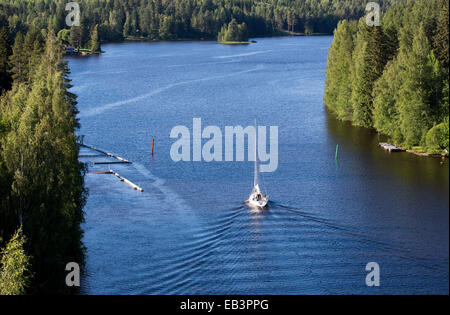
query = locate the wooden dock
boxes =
[110,170,144,192]
[79,143,143,192]
[379,142,405,152]
[79,143,132,163]
[79,154,107,158]
[93,161,132,165]
[88,170,144,192]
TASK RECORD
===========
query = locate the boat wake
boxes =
[273,202,449,273]
[214,50,272,59]
[79,65,264,118]
[133,162,193,213]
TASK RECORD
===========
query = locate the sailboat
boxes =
[246,120,269,208]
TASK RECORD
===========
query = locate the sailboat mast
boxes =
[254,118,258,187]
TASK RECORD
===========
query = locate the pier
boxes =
[379,143,405,152]
[79,143,143,192]
[93,161,132,165]
[110,170,144,192]
[87,170,143,192]
[79,154,107,158]
[79,143,132,163]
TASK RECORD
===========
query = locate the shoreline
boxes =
[379,142,447,158]
[65,32,332,56]
[64,49,102,57]
[217,40,256,45]
[326,109,448,159]
[377,139,448,159]
[102,31,333,45]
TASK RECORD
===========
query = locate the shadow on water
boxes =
[325,110,449,194]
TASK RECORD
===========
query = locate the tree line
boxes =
[0,25,86,294]
[0,0,397,46]
[324,0,449,154]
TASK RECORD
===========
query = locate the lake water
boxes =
[68,37,449,294]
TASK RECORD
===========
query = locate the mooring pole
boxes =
[335,144,339,161]
[152,138,155,156]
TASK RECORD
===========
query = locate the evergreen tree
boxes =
[89,25,100,52]
[351,21,387,128]
[21,28,44,83]
[373,59,402,139]
[433,0,449,69]
[70,26,83,50]
[226,18,239,41]
[159,15,174,39]
[324,20,356,120]
[238,22,249,41]
[217,24,227,42]
[123,12,132,38]
[8,33,25,82]
[397,25,436,146]
[0,27,12,93]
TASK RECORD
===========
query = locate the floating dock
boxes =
[109,170,144,192]
[79,143,132,163]
[379,143,405,152]
[88,170,144,192]
[79,143,143,192]
[93,161,132,165]
[79,154,107,158]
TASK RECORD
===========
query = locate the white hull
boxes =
[247,183,269,208]
[247,197,269,208]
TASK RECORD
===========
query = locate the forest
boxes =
[0,26,86,294]
[0,0,397,48]
[324,0,449,155]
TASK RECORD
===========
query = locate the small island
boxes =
[217,19,253,45]
[58,25,102,56]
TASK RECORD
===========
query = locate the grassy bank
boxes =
[405,146,448,158]
[218,40,256,45]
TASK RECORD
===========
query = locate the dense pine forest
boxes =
[0,0,396,46]
[325,0,449,155]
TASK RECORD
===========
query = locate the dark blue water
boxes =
[68,37,449,294]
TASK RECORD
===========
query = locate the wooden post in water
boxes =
[152,138,154,156]
[335,144,339,161]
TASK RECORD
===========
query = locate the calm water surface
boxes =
[68,37,449,294]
